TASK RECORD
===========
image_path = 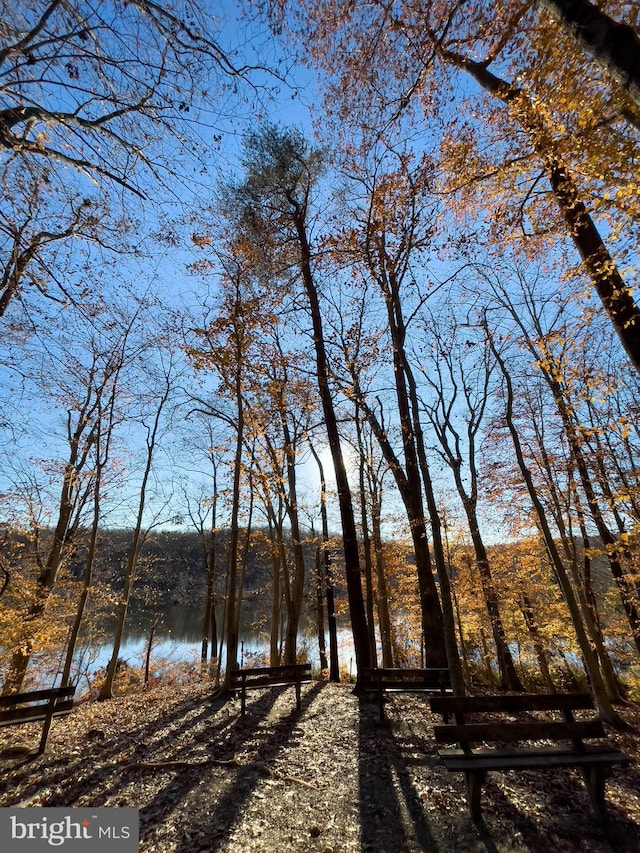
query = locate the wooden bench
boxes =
[0,685,76,755]
[363,667,451,721]
[229,664,312,716]
[429,693,632,821]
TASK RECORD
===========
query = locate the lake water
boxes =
[82,602,357,681]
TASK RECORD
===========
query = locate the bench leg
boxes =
[378,681,385,722]
[295,677,301,711]
[241,684,246,717]
[37,696,59,755]
[582,766,609,820]
[37,713,54,755]
[465,770,485,821]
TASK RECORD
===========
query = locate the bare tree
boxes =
[0,0,269,318]
[98,347,176,700]
[418,313,524,690]
[487,324,622,724]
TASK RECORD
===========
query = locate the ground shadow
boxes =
[358,694,440,852]
[139,680,324,850]
[0,688,235,807]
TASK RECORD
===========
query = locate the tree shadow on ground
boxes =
[139,680,324,851]
[0,688,231,806]
[473,768,640,853]
[358,694,441,852]
[356,694,640,853]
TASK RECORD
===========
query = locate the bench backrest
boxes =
[430,693,604,749]
[0,685,76,726]
[233,663,311,676]
[430,693,594,716]
[229,663,312,687]
[364,667,451,687]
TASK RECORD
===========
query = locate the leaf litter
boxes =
[0,681,639,851]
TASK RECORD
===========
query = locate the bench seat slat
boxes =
[439,745,632,772]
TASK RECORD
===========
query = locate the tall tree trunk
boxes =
[370,479,394,669]
[98,369,171,701]
[571,485,625,701]
[442,49,640,371]
[539,0,640,113]
[314,534,328,673]
[3,407,97,693]
[458,492,524,691]
[61,391,116,689]
[309,441,340,681]
[404,358,465,692]
[355,405,379,666]
[385,294,447,667]
[451,584,472,686]
[528,412,625,699]
[201,466,219,676]
[60,491,101,690]
[281,426,306,666]
[358,231,450,667]
[535,356,640,653]
[294,211,371,683]
[234,474,254,648]
[221,328,246,688]
[268,513,283,667]
[419,318,521,689]
[518,589,556,692]
[491,277,640,658]
[353,387,447,667]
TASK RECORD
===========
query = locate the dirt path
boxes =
[1,681,639,852]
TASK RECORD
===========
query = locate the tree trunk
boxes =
[315,538,328,673]
[458,492,524,691]
[542,364,640,654]
[201,464,218,677]
[61,418,107,688]
[370,483,394,669]
[355,406,379,666]
[3,409,97,693]
[294,211,371,683]
[405,356,465,692]
[539,0,640,112]
[489,331,623,724]
[444,50,640,371]
[221,334,245,689]
[309,442,341,682]
[518,590,556,692]
[282,428,306,666]
[268,514,283,668]
[98,372,170,701]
